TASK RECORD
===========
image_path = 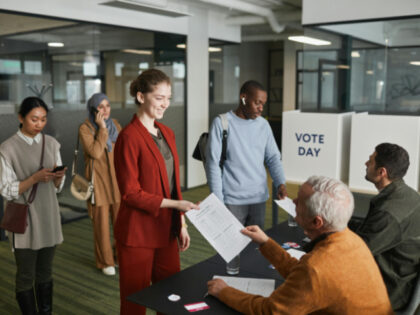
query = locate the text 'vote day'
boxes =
[295,133,324,157]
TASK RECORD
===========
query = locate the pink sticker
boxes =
[284,242,300,248]
[184,302,210,312]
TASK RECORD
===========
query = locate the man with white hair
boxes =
[207,176,393,314]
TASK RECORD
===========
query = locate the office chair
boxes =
[396,274,420,315]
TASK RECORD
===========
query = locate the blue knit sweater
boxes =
[205,111,286,205]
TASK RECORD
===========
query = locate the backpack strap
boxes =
[219,113,228,168]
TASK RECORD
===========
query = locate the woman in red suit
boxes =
[114,68,199,315]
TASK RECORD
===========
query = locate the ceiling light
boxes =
[208,47,222,52]
[122,49,152,55]
[366,70,374,75]
[176,44,222,52]
[337,65,350,69]
[48,42,64,47]
[409,61,420,66]
[288,36,331,46]
[351,51,360,58]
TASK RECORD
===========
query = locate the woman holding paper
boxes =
[114,68,199,315]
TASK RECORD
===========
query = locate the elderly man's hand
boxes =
[207,279,228,298]
[241,225,269,245]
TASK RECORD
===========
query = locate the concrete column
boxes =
[283,40,298,111]
[186,7,209,188]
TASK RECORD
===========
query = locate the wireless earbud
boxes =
[241,97,246,106]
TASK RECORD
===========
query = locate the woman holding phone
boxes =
[79,93,121,276]
[0,97,66,314]
[114,69,199,315]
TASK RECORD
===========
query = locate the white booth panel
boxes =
[349,114,420,193]
[282,110,353,183]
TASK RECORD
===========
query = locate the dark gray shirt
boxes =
[357,179,420,310]
[150,129,175,196]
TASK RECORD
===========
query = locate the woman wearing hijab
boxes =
[79,92,121,276]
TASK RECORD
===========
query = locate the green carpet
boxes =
[0,183,292,314]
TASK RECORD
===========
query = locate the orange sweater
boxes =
[219,228,393,315]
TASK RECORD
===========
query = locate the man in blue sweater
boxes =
[205,80,287,232]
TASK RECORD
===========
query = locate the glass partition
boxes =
[0,18,186,111]
[0,11,187,187]
[297,16,420,114]
[208,40,240,124]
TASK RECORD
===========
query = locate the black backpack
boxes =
[192,113,228,169]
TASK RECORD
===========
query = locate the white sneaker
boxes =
[102,266,116,276]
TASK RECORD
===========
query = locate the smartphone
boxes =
[90,107,99,116]
[52,165,66,173]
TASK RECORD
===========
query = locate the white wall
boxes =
[0,0,187,35]
[303,0,420,25]
[0,0,240,42]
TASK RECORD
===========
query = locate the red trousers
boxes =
[117,239,180,315]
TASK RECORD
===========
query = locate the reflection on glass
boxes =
[300,17,420,114]
[0,59,21,74]
[209,43,240,124]
[66,80,82,104]
[0,11,187,187]
[24,61,42,75]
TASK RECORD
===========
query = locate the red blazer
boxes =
[114,115,182,248]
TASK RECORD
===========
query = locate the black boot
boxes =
[36,281,52,315]
[16,288,38,315]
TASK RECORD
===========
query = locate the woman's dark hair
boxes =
[18,97,49,128]
[375,143,410,180]
[130,69,171,105]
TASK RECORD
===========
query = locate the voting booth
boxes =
[349,113,420,193]
[282,110,353,183]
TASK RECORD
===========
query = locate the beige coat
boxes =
[79,119,121,210]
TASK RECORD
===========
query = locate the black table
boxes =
[128,222,306,314]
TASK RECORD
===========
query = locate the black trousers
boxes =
[14,246,56,292]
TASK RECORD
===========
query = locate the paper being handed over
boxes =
[186,193,251,263]
[274,197,296,217]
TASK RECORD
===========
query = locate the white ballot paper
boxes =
[287,248,306,260]
[213,275,275,297]
[274,197,296,217]
[186,193,251,263]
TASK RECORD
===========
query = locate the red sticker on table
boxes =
[184,302,210,312]
[284,242,300,248]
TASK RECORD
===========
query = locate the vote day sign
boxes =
[281,110,353,183]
